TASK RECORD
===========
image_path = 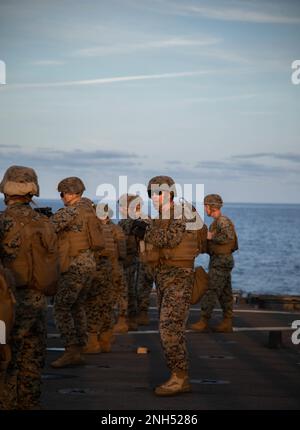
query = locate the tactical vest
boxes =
[100,223,116,259]
[208,219,238,256]
[140,220,207,269]
[161,230,200,268]
[58,204,105,272]
[2,207,59,295]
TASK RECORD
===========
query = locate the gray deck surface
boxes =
[42,295,300,410]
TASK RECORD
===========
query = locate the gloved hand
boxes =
[131,219,148,239]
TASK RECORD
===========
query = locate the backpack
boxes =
[3,208,59,296]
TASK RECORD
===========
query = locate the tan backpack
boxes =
[2,209,59,296]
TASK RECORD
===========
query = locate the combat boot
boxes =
[113,316,128,333]
[136,311,150,326]
[128,317,138,331]
[51,345,85,368]
[190,318,209,332]
[98,330,115,353]
[212,317,233,333]
[82,333,101,354]
[155,371,191,396]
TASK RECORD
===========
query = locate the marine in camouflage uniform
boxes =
[51,178,96,368]
[118,194,140,330]
[84,202,120,353]
[84,252,114,353]
[108,219,128,334]
[191,194,238,333]
[132,176,203,396]
[136,262,153,325]
[0,166,47,410]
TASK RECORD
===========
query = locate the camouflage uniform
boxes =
[51,199,96,348]
[108,221,128,318]
[136,262,153,315]
[201,215,235,320]
[144,207,193,373]
[118,218,138,321]
[0,203,47,410]
[85,255,114,335]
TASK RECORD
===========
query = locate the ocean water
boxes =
[1,199,299,296]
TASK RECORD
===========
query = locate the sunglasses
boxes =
[60,192,65,198]
[147,190,162,198]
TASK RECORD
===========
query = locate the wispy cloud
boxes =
[32,60,65,66]
[184,93,257,103]
[74,36,221,57]
[233,152,300,163]
[173,2,300,24]
[195,153,300,179]
[8,70,214,89]
[0,147,140,172]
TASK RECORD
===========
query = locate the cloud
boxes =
[195,156,300,179]
[184,94,257,103]
[173,2,300,24]
[0,144,20,149]
[0,147,140,173]
[74,36,221,57]
[7,70,214,89]
[32,60,65,66]
[232,152,300,163]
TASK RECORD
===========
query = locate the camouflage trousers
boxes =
[137,263,153,314]
[85,257,115,334]
[124,263,138,319]
[54,250,96,347]
[112,260,128,318]
[0,289,47,410]
[201,267,233,320]
[155,266,193,373]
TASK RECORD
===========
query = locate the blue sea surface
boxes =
[1,199,299,295]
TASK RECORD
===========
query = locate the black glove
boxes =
[131,219,148,240]
[34,207,53,218]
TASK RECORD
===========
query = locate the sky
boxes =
[0,0,299,203]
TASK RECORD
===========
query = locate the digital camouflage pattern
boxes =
[201,215,235,320]
[1,290,47,410]
[0,202,47,410]
[85,256,114,335]
[136,262,153,314]
[51,198,96,347]
[144,203,193,372]
[118,218,138,319]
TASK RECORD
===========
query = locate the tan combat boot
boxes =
[98,330,115,353]
[113,316,128,333]
[136,311,150,326]
[190,318,209,332]
[51,345,85,368]
[82,333,101,354]
[155,371,191,396]
[212,317,233,333]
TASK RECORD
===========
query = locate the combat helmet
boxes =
[0,165,39,196]
[57,177,85,195]
[204,194,223,209]
[147,175,177,198]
